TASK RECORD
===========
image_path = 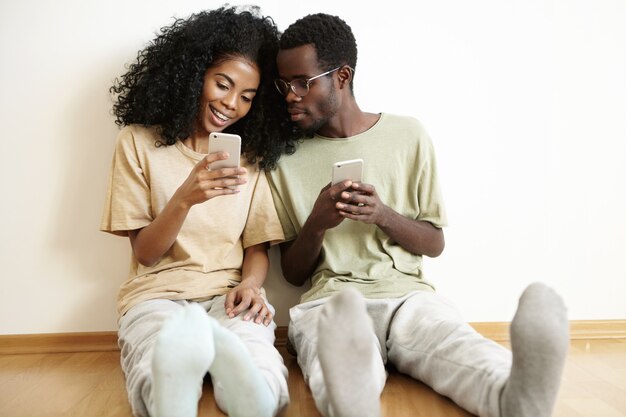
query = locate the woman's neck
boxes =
[182,131,210,153]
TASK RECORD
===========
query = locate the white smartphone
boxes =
[208,132,241,170]
[332,159,364,185]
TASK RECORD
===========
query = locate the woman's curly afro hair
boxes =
[110,6,295,170]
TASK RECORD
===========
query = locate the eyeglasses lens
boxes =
[274,80,288,96]
[291,80,309,96]
[274,79,310,97]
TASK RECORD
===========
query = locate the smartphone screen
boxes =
[332,159,364,185]
[208,132,241,170]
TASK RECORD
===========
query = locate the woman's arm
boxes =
[129,153,247,266]
[224,242,274,326]
[128,194,191,266]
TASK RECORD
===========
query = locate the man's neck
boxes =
[317,100,379,139]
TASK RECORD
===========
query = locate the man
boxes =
[268,13,568,417]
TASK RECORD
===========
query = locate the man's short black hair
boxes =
[280,13,357,87]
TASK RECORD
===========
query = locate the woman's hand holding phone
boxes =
[208,132,242,189]
[174,153,247,208]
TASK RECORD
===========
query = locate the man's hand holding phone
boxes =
[328,158,386,224]
[334,181,387,224]
[301,159,364,232]
[307,181,354,232]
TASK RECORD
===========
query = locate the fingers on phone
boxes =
[222,177,246,189]
[209,166,245,176]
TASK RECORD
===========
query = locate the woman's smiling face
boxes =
[196,57,260,134]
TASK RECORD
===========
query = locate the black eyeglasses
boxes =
[274,66,342,97]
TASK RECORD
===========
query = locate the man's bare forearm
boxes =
[280,220,326,286]
[377,206,444,257]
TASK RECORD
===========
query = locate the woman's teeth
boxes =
[212,108,229,121]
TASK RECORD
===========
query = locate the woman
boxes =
[101,6,295,417]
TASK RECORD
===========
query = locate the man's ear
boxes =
[337,65,353,89]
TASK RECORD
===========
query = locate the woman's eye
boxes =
[217,82,229,90]
[241,95,253,103]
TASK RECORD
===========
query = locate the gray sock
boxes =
[500,282,569,417]
[151,303,215,417]
[208,320,277,417]
[317,288,381,417]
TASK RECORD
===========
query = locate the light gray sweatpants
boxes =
[289,290,511,417]
[118,296,289,417]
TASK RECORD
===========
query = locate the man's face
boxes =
[276,44,339,135]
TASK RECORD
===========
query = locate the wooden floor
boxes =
[1,338,625,417]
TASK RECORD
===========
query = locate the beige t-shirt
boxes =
[101,125,284,318]
[267,113,447,303]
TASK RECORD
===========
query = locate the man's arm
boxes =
[279,222,324,286]
[376,208,444,257]
[334,182,445,257]
[279,181,354,286]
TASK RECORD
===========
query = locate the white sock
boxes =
[317,288,381,417]
[208,320,277,417]
[500,282,569,417]
[150,303,215,417]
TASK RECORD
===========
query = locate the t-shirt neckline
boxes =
[314,113,385,142]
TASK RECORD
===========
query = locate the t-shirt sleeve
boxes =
[100,127,153,236]
[266,170,298,242]
[415,129,448,228]
[242,170,285,248]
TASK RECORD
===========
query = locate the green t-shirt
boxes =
[267,113,447,303]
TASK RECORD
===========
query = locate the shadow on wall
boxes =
[48,61,130,332]
[265,246,309,326]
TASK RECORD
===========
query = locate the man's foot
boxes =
[318,288,382,417]
[500,282,569,417]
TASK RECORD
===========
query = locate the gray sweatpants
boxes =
[118,296,289,417]
[289,290,510,417]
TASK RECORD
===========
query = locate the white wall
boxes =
[1,0,625,334]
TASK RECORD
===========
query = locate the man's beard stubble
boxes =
[295,87,339,138]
